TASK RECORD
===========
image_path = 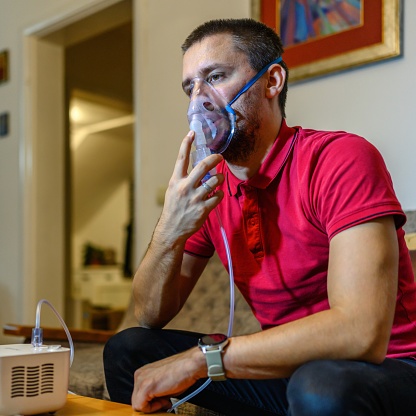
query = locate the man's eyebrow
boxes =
[182,64,230,92]
[182,78,192,93]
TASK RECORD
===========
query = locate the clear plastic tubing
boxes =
[32,298,75,367]
[168,207,235,412]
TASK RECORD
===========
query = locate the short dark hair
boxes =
[182,18,288,118]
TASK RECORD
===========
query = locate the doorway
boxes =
[22,0,134,327]
[66,20,134,328]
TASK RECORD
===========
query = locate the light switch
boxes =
[0,112,9,137]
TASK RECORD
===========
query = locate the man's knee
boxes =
[287,360,378,416]
[104,327,202,404]
[104,327,182,403]
[104,327,201,369]
[105,327,140,356]
[104,327,165,369]
[103,328,150,403]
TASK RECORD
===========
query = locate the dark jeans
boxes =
[103,327,416,416]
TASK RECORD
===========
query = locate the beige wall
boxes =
[0,0,415,343]
[72,180,131,270]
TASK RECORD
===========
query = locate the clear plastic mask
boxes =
[187,78,235,154]
[187,56,282,156]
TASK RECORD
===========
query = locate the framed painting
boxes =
[252,0,402,83]
[0,49,9,84]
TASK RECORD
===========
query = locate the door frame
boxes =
[21,0,131,325]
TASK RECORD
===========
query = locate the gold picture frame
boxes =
[0,50,9,84]
[252,0,402,83]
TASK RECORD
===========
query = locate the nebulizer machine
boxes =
[169,57,282,412]
[0,300,74,415]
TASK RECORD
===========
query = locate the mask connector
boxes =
[187,78,235,155]
[190,116,216,182]
[31,327,44,348]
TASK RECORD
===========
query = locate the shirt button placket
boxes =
[241,185,263,258]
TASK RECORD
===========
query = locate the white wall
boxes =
[0,0,415,343]
[72,180,130,270]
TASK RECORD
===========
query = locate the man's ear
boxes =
[265,64,286,99]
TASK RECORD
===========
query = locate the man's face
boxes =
[182,34,264,163]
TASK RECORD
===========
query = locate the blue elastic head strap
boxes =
[212,56,283,154]
[227,56,283,110]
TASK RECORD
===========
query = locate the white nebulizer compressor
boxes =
[0,300,73,416]
[0,344,69,415]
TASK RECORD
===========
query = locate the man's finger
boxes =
[171,131,194,179]
[188,153,223,187]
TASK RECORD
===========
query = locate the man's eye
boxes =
[207,73,222,84]
[186,84,194,97]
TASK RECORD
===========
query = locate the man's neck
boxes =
[226,119,283,181]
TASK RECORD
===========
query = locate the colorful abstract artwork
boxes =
[257,0,402,82]
[280,0,362,48]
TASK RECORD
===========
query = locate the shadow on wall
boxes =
[404,210,416,234]
[0,285,22,344]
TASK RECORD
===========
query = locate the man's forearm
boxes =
[133,224,187,328]
[223,307,391,380]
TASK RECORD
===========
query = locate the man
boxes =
[104,19,416,415]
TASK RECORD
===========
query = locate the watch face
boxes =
[199,333,228,346]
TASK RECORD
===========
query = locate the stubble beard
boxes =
[221,95,262,165]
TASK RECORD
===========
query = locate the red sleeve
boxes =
[306,133,405,239]
[184,220,215,258]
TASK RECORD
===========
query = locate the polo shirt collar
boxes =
[225,120,298,196]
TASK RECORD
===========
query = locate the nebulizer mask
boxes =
[187,56,282,175]
[187,78,235,158]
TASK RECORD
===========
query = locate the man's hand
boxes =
[156,131,225,245]
[131,347,206,413]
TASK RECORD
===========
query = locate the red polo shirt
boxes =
[184,120,416,358]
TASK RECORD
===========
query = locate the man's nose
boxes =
[190,78,209,98]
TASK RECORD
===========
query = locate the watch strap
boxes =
[205,349,226,381]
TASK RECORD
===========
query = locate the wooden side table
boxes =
[55,394,169,415]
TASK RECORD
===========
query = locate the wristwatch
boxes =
[198,333,229,381]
